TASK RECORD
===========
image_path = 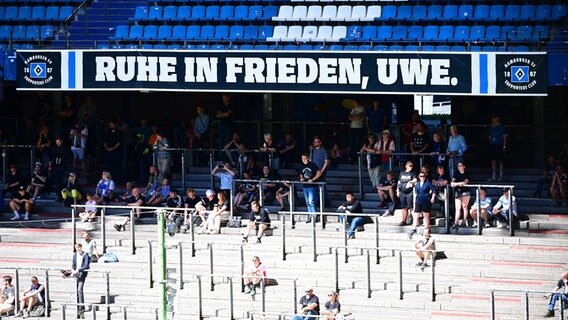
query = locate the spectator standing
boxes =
[71,243,90,319]
[0,276,15,316]
[396,161,417,226]
[211,162,236,195]
[70,118,88,177]
[446,125,468,178]
[309,136,330,206]
[322,291,341,320]
[487,115,508,182]
[410,122,430,170]
[50,137,70,202]
[224,132,245,168]
[58,94,77,139]
[243,256,267,296]
[337,192,364,239]
[366,99,388,138]
[533,155,558,198]
[430,132,447,169]
[402,110,421,155]
[260,133,278,168]
[16,276,44,318]
[408,172,436,239]
[279,133,297,169]
[36,126,52,168]
[193,105,210,166]
[132,133,152,184]
[549,165,567,207]
[153,131,172,177]
[216,94,234,155]
[470,187,493,228]
[291,288,320,320]
[492,188,517,229]
[377,129,395,175]
[450,162,471,230]
[32,92,51,126]
[347,99,366,164]
[299,153,323,222]
[360,133,381,192]
[543,271,568,318]
[242,200,271,244]
[432,165,450,216]
[103,122,123,182]
[414,228,435,270]
[259,165,281,204]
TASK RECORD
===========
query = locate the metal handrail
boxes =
[60,302,159,320]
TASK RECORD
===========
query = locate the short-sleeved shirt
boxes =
[380,178,397,189]
[299,295,320,314]
[1,286,15,304]
[397,171,417,193]
[452,171,470,193]
[215,171,233,190]
[324,300,341,313]
[85,200,97,212]
[556,279,567,294]
[81,239,97,256]
[126,195,146,205]
[415,181,435,205]
[349,106,365,129]
[12,192,32,202]
[412,132,430,152]
[97,179,115,197]
[366,106,387,133]
[300,161,320,188]
[309,148,329,172]
[199,197,215,211]
[489,124,507,145]
[184,195,202,208]
[243,207,271,224]
[166,195,183,208]
[471,197,493,213]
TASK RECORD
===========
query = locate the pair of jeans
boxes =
[347,217,365,236]
[303,187,318,214]
[77,277,86,316]
[291,310,318,320]
[547,292,568,311]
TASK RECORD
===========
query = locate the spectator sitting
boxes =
[337,192,364,240]
[94,171,115,205]
[275,181,291,211]
[113,187,146,232]
[549,164,567,207]
[233,170,257,210]
[533,155,558,198]
[211,162,235,195]
[360,133,381,193]
[259,165,281,204]
[377,171,397,211]
[16,276,44,318]
[243,256,267,296]
[291,288,320,320]
[79,193,97,223]
[9,186,34,221]
[27,162,47,200]
[119,182,135,202]
[543,271,568,318]
[321,291,341,320]
[259,133,278,168]
[430,132,447,169]
[147,178,171,206]
[144,166,163,199]
[470,187,493,228]
[0,275,15,316]
[242,200,271,244]
[194,189,216,228]
[414,228,435,270]
[0,164,24,211]
[492,188,517,229]
[165,188,183,224]
[278,132,297,169]
[61,172,84,207]
[178,188,202,232]
[81,231,101,263]
[202,191,229,234]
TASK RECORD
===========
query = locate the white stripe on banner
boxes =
[487,53,497,95]
[470,53,480,94]
[60,51,69,89]
[75,51,83,89]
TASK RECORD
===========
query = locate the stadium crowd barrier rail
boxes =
[488,289,565,320]
[60,302,159,320]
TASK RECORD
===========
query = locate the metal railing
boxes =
[488,289,565,320]
[60,302,159,320]
[247,311,355,320]
[1,145,35,182]
[465,184,516,236]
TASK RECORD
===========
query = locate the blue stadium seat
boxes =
[4,6,17,21]
[515,26,533,41]
[216,6,234,21]
[534,25,549,40]
[31,6,45,21]
[500,26,515,41]
[360,26,377,41]
[472,5,489,21]
[378,5,396,21]
[262,6,278,21]
[153,44,167,50]
[373,45,388,51]
[254,45,268,50]
[240,44,254,50]
[205,6,220,21]
[177,6,191,21]
[426,5,442,21]
[551,5,567,21]
[504,5,520,21]
[358,45,372,51]
[510,46,529,52]
[406,26,423,41]
[243,25,258,40]
[189,6,205,21]
[171,25,186,40]
[197,25,215,40]
[267,45,279,51]
[25,25,39,41]
[484,25,500,41]
[450,45,466,52]
[248,5,262,21]
[228,25,243,40]
[441,5,458,21]
[163,6,177,21]
[45,6,59,21]
[519,5,535,21]
[412,5,427,21]
[231,5,248,21]
[389,45,403,51]
[283,44,298,50]
[258,25,273,40]
[435,45,450,51]
[141,25,158,40]
[59,6,73,21]
[438,25,454,41]
[405,45,420,51]
[342,26,361,41]
[195,44,209,50]
[184,44,196,50]
[186,25,201,40]
[40,25,54,40]
[110,25,129,41]
[470,46,481,52]
[132,6,148,21]
[17,3,31,16]
[157,25,172,40]
[148,6,163,21]
[128,25,144,40]
[422,26,438,41]
[167,44,181,50]
[344,45,358,51]
[421,45,435,51]
[457,5,473,21]
[453,26,469,42]
[110,44,124,49]
[395,5,411,21]
[20,44,34,50]
[213,25,229,40]
[328,44,343,51]
[0,7,5,20]
[313,45,325,50]
[12,25,26,40]
[469,26,485,41]
[534,5,551,21]
[375,26,392,41]
[391,26,406,41]
[211,44,225,50]
[97,43,110,49]
[488,5,505,21]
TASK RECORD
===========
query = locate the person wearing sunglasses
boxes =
[408,172,436,239]
[291,288,320,320]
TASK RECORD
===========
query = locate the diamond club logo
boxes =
[503,57,537,91]
[23,54,54,86]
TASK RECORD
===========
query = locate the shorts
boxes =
[489,144,504,161]
[71,147,86,160]
[454,191,471,199]
[415,202,432,213]
[399,192,413,209]
[0,302,14,312]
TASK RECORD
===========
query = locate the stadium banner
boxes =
[16,50,547,96]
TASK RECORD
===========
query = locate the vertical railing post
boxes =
[358,153,363,199]
[398,251,403,300]
[29,147,34,181]
[311,218,317,262]
[230,180,234,218]
[524,291,529,320]
[366,249,371,298]
[178,242,184,290]
[560,297,565,319]
[289,182,295,214]
[208,243,214,291]
[444,185,450,234]
[260,278,266,314]
[293,280,298,314]
[2,146,7,185]
[258,181,264,207]
[343,217,348,263]
[334,247,339,293]
[240,245,244,292]
[430,253,436,302]
[181,149,186,192]
[490,290,495,320]
[14,269,19,313]
[476,186,482,235]
[61,304,66,320]
[509,187,515,237]
[91,305,97,320]
[209,152,214,190]
[101,207,106,253]
[147,240,153,288]
[105,272,110,320]
[281,213,286,261]
[318,184,324,215]
[190,213,196,257]
[375,216,380,264]
[71,207,77,250]
[197,275,203,320]
[130,209,136,255]
[44,270,50,318]
[229,277,234,320]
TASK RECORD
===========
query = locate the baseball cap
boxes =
[205,189,216,197]
[382,129,390,134]
[18,186,25,191]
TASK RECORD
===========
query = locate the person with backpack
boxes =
[16,276,45,318]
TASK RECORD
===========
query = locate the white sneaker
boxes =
[10,214,20,221]
[24,213,29,221]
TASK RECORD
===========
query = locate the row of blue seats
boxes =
[111,24,549,43]
[0,0,83,3]
[131,5,276,22]
[0,43,36,50]
[0,25,55,41]
[0,6,74,21]
[97,43,531,52]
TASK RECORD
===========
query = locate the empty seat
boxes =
[228,25,244,40]
[128,25,144,40]
[141,25,158,40]
[500,25,515,41]
[205,6,220,20]
[196,25,215,40]
[551,4,567,20]
[378,5,396,20]
[438,25,454,41]
[298,26,317,41]
[534,5,551,21]
[186,25,201,40]
[283,44,298,50]
[148,6,163,20]
[395,5,411,21]
[519,5,535,21]
[333,5,351,21]
[426,5,442,21]
[12,25,27,40]
[441,5,457,21]
[470,46,482,52]
[59,6,73,21]
[25,25,39,41]
[375,25,392,41]
[282,25,302,41]
[504,5,520,21]
[328,44,343,51]
[329,26,346,41]
[132,6,148,21]
[534,25,549,40]
[254,45,268,50]
[344,45,358,51]
[217,6,234,21]
[451,45,466,51]
[171,25,187,40]
[510,46,529,52]
[212,25,229,40]
[435,45,450,51]
[453,26,469,41]
[472,5,489,21]
[267,25,287,41]
[421,45,435,51]
[298,44,313,50]
[153,44,167,50]
[358,45,372,51]
[45,6,59,21]
[231,5,248,21]
[31,6,45,21]
[458,5,473,20]
[303,6,321,21]
[211,44,226,51]
[110,25,128,41]
[262,6,278,21]
[406,25,423,41]
[373,45,388,51]
[362,5,380,21]
[342,26,361,41]
[360,25,377,41]
[40,25,54,40]
[4,6,17,20]
[167,44,181,50]
[247,5,263,21]
[258,26,273,40]
[177,6,191,21]
[196,45,209,50]
[391,26,406,40]
[514,26,533,41]
[163,6,177,21]
[469,26,485,41]
[240,44,254,50]
[422,25,438,41]
[347,6,366,22]
[488,5,505,21]
[124,44,138,49]
[389,45,403,51]
[157,25,172,40]
[314,25,332,41]
[412,5,427,21]
[405,45,420,51]
[273,5,292,21]
[319,5,337,21]
[189,6,205,21]
[484,25,500,41]
[288,5,307,21]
